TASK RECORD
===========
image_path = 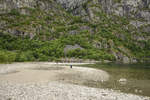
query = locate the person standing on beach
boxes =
[70,65,72,68]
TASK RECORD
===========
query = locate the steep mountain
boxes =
[0,0,150,63]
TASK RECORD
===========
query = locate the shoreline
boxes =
[0,62,149,100]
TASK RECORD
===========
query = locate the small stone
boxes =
[123,57,130,64]
[119,78,127,82]
[118,78,127,85]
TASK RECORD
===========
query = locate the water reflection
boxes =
[81,63,150,97]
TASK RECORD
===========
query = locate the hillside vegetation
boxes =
[0,0,150,63]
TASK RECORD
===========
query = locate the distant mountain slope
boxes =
[0,0,150,63]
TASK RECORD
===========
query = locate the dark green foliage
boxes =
[9,9,20,16]
[15,51,35,62]
[114,0,122,3]
[66,48,115,61]
[67,49,87,58]
[0,33,65,63]
[0,50,16,63]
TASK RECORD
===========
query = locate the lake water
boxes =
[81,63,150,97]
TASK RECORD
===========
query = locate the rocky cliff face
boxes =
[99,0,150,30]
[0,0,54,12]
[1,0,149,25]
[57,0,150,30]
[54,0,150,34]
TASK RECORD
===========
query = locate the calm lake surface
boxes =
[81,63,150,97]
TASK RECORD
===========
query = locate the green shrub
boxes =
[15,52,28,62]
[114,0,121,3]
[67,49,87,58]
[0,50,16,63]
[15,51,35,62]
[9,9,20,16]
[71,16,83,24]
[38,54,50,61]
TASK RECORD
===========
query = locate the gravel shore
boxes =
[0,62,149,100]
[0,81,149,100]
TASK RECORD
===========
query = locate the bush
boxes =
[38,54,50,61]
[0,50,16,63]
[66,49,87,58]
[9,9,20,16]
[15,51,35,62]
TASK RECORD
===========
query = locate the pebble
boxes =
[0,81,149,100]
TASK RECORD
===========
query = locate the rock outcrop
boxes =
[0,0,149,28]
